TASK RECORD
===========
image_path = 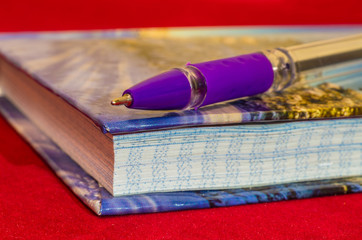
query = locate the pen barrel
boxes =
[121,34,362,111]
[189,52,274,108]
[266,34,362,91]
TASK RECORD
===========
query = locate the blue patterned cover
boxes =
[1,97,361,215]
[0,27,361,134]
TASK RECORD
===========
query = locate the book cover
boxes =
[0,27,361,134]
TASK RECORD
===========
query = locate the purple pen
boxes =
[111,34,362,110]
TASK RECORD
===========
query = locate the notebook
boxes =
[1,97,361,215]
[0,27,361,213]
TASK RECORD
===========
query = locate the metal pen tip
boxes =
[111,93,133,107]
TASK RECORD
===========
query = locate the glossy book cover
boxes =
[0,27,361,134]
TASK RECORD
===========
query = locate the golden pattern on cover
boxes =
[261,83,362,119]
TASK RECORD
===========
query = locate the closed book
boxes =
[0,28,361,202]
[2,97,361,215]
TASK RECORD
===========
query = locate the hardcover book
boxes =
[0,27,361,215]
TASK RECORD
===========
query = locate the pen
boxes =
[111,34,362,110]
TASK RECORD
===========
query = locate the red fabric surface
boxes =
[0,0,362,31]
[1,0,362,239]
[1,115,362,239]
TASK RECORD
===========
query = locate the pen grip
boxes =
[189,52,274,107]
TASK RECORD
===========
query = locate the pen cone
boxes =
[123,69,191,110]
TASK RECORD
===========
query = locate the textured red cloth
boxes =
[0,1,362,239]
[0,0,362,31]
[1,116,361,239]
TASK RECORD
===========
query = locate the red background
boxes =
[0,0,362,239]
[1,0,362,31]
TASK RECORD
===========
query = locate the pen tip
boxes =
[111,94,133,107]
